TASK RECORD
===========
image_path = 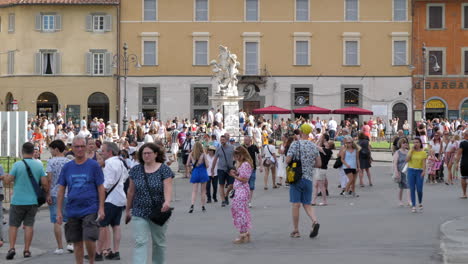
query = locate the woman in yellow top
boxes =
[405,137,427,213]
[261,125,269,146]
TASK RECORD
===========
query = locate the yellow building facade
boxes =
[0,0,119,124]
[120,0,413,126]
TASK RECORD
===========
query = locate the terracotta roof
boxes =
[0,0,119,6]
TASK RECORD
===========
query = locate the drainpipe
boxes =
[116,3,121,130]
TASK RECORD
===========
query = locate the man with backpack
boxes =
[2,142,48,260]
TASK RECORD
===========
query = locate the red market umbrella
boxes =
[252,106,291,115]
[332,106,373,115]
[293,105,332,114]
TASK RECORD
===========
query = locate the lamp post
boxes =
[421,43,440,121]
[113,43,141,132]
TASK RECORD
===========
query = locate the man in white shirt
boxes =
[253,123,262,147]
[80,116,87,128]
[47,122,56,142]
[327,117,338,140]
[215,109,223,124]
[208,108,215,125]
[96,142,129,261]
[213,123,227,142]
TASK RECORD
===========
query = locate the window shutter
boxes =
[7,51,14,75]
[429,6,443,29]
[55,53,61,74]
[55,14,62,31]
[104,52,112,75]
[86,15,93,32]
[8,14,15,32]
[35,14,42,31]
[104,15,112,32]
[34,53,42,75]
[465,51,468,75]
[85,52,92,74]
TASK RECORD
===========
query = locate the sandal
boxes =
[23,250,31,258]
[290,231,301,238]
[310,222,320,238]
[6,248,15,260]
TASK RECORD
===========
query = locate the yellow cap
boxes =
[299,123,312,135]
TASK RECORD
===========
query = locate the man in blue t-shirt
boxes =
[56,136,105,264]
[1,142,48,260]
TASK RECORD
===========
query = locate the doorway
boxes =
[392,103,408,130]
[87,92,109,122]
[37,92,59,119]
[243,101,261,116]
[5,92,13,111]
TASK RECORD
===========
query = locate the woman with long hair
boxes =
[187,142,209,213]
[393,138,411,207]
[262,138,277,190]
[229,146,253,244]
[340,135,360,197]
[418,123,428,148]
[429,131,444,183]
[276,133,289,187]
[357,132,373,187]
[406,137,427,213]
[445,134,460,185]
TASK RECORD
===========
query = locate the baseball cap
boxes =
[299,124,312,135]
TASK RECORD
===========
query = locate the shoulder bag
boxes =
[286,142,302,184]
[23,160,46,207]
[263,145,275,167]
[142,167,173,226]
[221,146,235,171]
[333,155,343,169]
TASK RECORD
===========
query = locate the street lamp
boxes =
[112,43,141,132]
[421,43,440,120]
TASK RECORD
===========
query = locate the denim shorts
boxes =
[49,196,68,223]
[248,170,256,190]
[289,178,313,204]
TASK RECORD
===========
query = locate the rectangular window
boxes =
[7,51,14,75]
[93,53,104,75]
[195,0,208,21]
[93,15,104,31]
[8,13,14,32]
[344,88,360,106]
[345,40,358,65]
[428,50,443,76]
[393,0,407,21]
[245,42,259,75]
[142,87,158,106]
[296,0,309,21]
[464,50,468,75]
[428,5,444,29]
[193,87,209,106]
[463,5,468,29]
[393,40,407,65]
[345,0,358,21]
[194,41,208,65]
[42,52,56,75]
[144,0,157,21]
[295,41,309,65]
[294,88,310,106]
[42,15,55,31]
[246,0,259,21]
[143,41,157,66]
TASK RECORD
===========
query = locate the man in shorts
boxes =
[286,124,322,239]
[243,136,263,208]
[96,142,129,260]
[211,135,235,207]
[56,136,105,264]
[3,142,48,260]
[455,129,468,198]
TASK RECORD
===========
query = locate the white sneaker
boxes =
[54,248,64,255]
[66,244,74,253]
[248,202,252,208]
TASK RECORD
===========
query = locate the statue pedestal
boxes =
[210,95,244,138]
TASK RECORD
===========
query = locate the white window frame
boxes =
[245,0,259,22]
[462,3,468,29]
[93,15,105,32]
[243,32,261,75]
[295,0,309,22]
[40,51,57,75]
[8,13,14,33]
[342,32,360,66]
[461,47,468,75]
[393,0,407,22]
[42,14,55,32]
[140,32,159,66]
[92,52,104,75]
[143,41,157,66]
[142,0,158,21]
[194,0,209,22]
[192,32,210,66]
[293,32,312,66]
[425,47,446,76]
[344,0,359,22]
[391,32,409,66]
[426,3,445,30]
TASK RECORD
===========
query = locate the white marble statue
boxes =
[210,45,240,96]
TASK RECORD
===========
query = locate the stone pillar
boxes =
[210,95,244,138]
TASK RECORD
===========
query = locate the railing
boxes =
[1,156,20,204]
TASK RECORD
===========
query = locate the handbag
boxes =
[263,145,275,167]
[333,156,343,169]
[142,169,173,226]
[22,160,46,207]
[401,163,408,174]
[286,142,302,184]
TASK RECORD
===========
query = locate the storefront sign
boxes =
[414,80,468,89]
[426,99,445,109]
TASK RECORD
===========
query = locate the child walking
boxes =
[426,149,440,184]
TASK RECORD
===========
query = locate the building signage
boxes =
[414,80,468,89]
[426,99,445,109]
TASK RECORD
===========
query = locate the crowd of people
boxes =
[0,111,466,263]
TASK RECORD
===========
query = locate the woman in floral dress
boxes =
[229,146,253,244]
